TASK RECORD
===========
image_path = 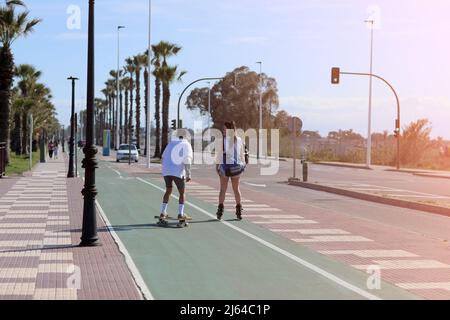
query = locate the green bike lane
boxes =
[79,156,419,300]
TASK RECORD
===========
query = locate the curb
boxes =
[413,173,450,180]
[312,162,372,170]
[288,179,450,218]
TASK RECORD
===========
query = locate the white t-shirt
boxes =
[222,136,245,165]
[162,139,193,178]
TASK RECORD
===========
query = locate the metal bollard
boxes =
[302,160,308,182]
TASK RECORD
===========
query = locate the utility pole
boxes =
[365,19,374,168]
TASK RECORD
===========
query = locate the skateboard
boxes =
[155,215,192,228]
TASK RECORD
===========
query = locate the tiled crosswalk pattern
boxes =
[0,161,77,300]
[188,180,450,300]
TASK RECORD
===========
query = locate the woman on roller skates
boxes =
[215,121,248,221]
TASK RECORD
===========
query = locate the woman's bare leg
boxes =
[219,176,229,205]
[231,176,241,205]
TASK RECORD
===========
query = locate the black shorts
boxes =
[164,176,185,190]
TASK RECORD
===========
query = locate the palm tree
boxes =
[152,41,182,154]
[133,54,146,151]
[124,58,135,144]
[151,45,162,158]
[160,65,187,153]
[15,64,41,154]
[94,98,107,145]
[0,0,41,163]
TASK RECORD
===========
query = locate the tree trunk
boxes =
[124,89,129,144]
[154,78,161,158]
[112,96,115,148]
[119,89,123,145]
[161,81,170,154]
[12,112,21,155]
[144,68,148,156]
[0,47,14,164]
[135,69,141,151]
[129,78,134,144]
[21,111,28,155]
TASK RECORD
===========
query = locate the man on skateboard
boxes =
[159,130,193,227]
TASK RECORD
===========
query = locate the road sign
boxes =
[288,117,303,133]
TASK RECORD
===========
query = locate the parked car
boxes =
[116,144,139,163]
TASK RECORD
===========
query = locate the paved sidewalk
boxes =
[0,156,142,300]
[314,161,450,179]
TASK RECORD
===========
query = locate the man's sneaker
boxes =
[216,204,224,220]
[158,214,169,226]
[178,214,192,221]
[236,204,243,221]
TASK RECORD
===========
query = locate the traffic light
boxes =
[171,120,177,130]
[394,119,400,137]
[331,67,340,84]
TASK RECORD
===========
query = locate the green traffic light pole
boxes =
[334,70,401,171]
[177,77,223,129]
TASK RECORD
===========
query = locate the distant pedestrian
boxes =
[158,130,194,227]
[215,121,248,221]
[48,141,55,159]
[53,141,59,159]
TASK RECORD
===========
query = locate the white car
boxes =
[116,144,139,163]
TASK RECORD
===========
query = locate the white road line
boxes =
[353,260,450,270]
[397,282,450,291]
[243,208,281,212]
[294,236,373,243]
[80,169,153,301]
[272,229,350,235]
[320,250,418,258]
[136,177,381,300]
[95,200,154,300]
[226,204,271,208]
[243,182,267,188]
[245,215,303,219]
[384,194,448,199]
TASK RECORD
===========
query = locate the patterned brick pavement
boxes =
[176,175,450,300]
[0,157,142,300]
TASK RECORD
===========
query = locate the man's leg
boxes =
[175,178,187,218]
[161,176,173,218]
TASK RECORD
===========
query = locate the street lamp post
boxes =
[365,19,374,168]
[331,68,401,170]
[207,81,211,133]
[146,0,152,169]
[67,76,79,178]
[256,61,263,160]
[177,77,223,128]
[80,0,100,247]
[75,112,78,178]
[116,25,125,151]
[62,125,65,153]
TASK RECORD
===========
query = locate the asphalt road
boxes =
[75,150,425,300]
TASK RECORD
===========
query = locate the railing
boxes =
[0,142,6,178]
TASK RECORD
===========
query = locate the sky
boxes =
[11,0,450,139]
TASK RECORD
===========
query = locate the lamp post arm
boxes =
[177,77,223,128]
[340,71,400,170]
